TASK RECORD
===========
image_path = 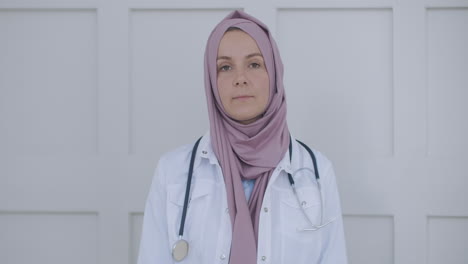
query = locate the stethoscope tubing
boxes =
[174,135,330,261]
[178,136,203,238]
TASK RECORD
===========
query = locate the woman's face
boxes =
[216,29,270,125]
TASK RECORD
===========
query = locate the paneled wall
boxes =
[1,0,467,264]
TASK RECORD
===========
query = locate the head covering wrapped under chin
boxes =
[203,10,290,264]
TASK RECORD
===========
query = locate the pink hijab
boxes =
[204,10,290,263]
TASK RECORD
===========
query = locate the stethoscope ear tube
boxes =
[295,139,319,180]
[289,136,334,232]
[178,136,203,237]
[172,136,202,262]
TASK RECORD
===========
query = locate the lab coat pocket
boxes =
[166,180,214,263]
[279,187,322,263]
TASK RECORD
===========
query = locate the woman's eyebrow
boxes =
[246,52,263,59]
[217,56,231,61]
[216,52,264,61]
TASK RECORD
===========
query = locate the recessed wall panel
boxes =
[343,215,394,264]
[0,212,98,264]
[129,213,144,264]
[129,9,233,155]
[427,8,468,157]
[0,10,98,155]
[427,216,468,264]
[277,9,393,159]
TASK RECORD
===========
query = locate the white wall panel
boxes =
[427,8,468,157]
[277,9,393,162]
[0,156,103,210]
[129,213,144,264]
[427,216,468,264]
[0,9,98,155]
[343,215,394,264]
[129,9,233,156]
[0,212,98,264]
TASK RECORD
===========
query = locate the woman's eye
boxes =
[219,65,231,71]
[250,63,261,69]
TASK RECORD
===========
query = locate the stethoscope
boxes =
[171,136,336,262]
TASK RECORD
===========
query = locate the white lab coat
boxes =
[137,131,348,264]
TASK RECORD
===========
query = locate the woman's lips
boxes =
[233,95,253,100]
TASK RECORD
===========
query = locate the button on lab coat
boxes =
[137,131,348,264]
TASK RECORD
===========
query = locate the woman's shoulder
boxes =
[150,141,195,187]
[158,141,194,168]
[156,134,209,175]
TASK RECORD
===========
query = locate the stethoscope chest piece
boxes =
[172,239,189,262]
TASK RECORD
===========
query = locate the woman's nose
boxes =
[233,70,248,86]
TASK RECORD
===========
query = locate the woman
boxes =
[138,10,348,264]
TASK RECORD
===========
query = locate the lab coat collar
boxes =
[195,130,219,168]
[194,131,304,176]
